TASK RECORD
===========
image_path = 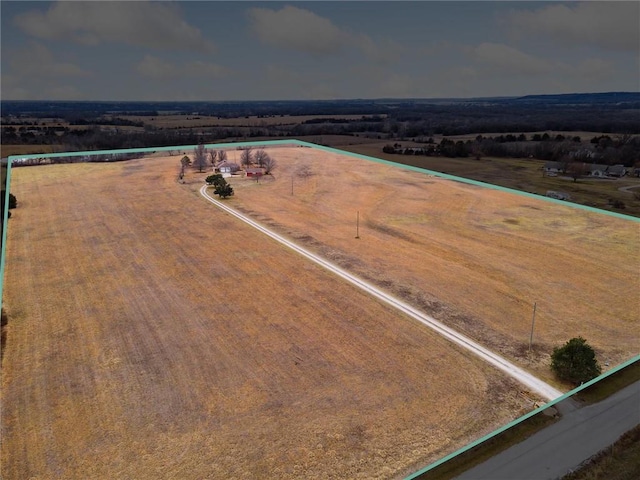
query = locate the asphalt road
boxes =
[199,185,563,401]
[455,380,640,480]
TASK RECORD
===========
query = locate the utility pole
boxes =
[291,175,294,195]
[528,302,537,352]
[355,211,360,239]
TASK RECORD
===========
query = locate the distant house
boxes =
[588,164,609,178]
[586,164,627,178]
[546,190,571,201]
[217,161,240,174]
[607,165,627,177]
[543,161,563,174]
[245,167,265,178]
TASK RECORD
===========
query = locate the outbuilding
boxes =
[245,167,265,178]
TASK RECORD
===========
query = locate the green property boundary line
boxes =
[404,354,640,479]
[1,160,11,312]
[1,139,638,473]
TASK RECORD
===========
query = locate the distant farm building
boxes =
[245,167,265,178]
[546,191,571,201]
[217,161,240,175]
[544,162,629,178]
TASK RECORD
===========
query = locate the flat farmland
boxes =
[118,114,385,128]
[220,146,639,385]
[2,158,532,479]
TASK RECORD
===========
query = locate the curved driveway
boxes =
[200,185,563,402]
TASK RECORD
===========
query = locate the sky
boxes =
[1,1,638,101]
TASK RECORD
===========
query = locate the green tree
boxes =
[551,337,602,385]
[205,174,225,187]
[214,179,234,198]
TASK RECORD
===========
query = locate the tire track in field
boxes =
[200,185,564,402]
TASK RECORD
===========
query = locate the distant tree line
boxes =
[382,133,640,167]
[3,96,639,157]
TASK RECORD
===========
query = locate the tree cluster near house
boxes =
[235,147,277,177]
[206,173,233,198]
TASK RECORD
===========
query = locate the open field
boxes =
[341,143,640,217]
[0,144,64,159]
[215,146,639,386]
[117,114,385,128]
[2,158,534,479]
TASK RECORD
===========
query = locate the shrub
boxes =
[551,337,602,385]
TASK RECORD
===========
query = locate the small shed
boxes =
[246,167,265,178]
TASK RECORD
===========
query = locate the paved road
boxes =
[199,185,563,401]
[618,184,640,193]
[455,380,640,480]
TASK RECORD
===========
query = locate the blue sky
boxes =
[1,1,638,101]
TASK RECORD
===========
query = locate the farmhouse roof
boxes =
[544,161,562,169]
[607,165,627,175]
[218,161,239,170]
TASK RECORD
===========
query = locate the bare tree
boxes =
[218,150,228,162]
[240,147,253,168]
[209,150,218,167]
[263,155,277,175]
[193,143,208,173]
[254,149,269,167]
[568,161,587,182]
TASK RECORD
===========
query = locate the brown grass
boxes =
[340,144,640,217]
[1,144,64,159]
[2,157,534,479]
[218,146,639,388]
[118,114,385,129]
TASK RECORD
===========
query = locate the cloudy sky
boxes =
[1,1,638,101]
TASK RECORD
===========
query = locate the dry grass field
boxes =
[219,146,639,385]
[1,157,534,479]
[341,143,640,218]
[119,114,385,129]
[0,144,64,159]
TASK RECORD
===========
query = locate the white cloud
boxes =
[246,5,403,63]
[136,55,176,78]
[8,41,90,78]
[247,5,347,56]
[136,55,232,79]
[506,2,639,52]
[473,43,553,75]
[352,33,404,64]
[14,1,215,53]
[187,60,232,79]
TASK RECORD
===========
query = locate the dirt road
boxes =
[200,185,564,402]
